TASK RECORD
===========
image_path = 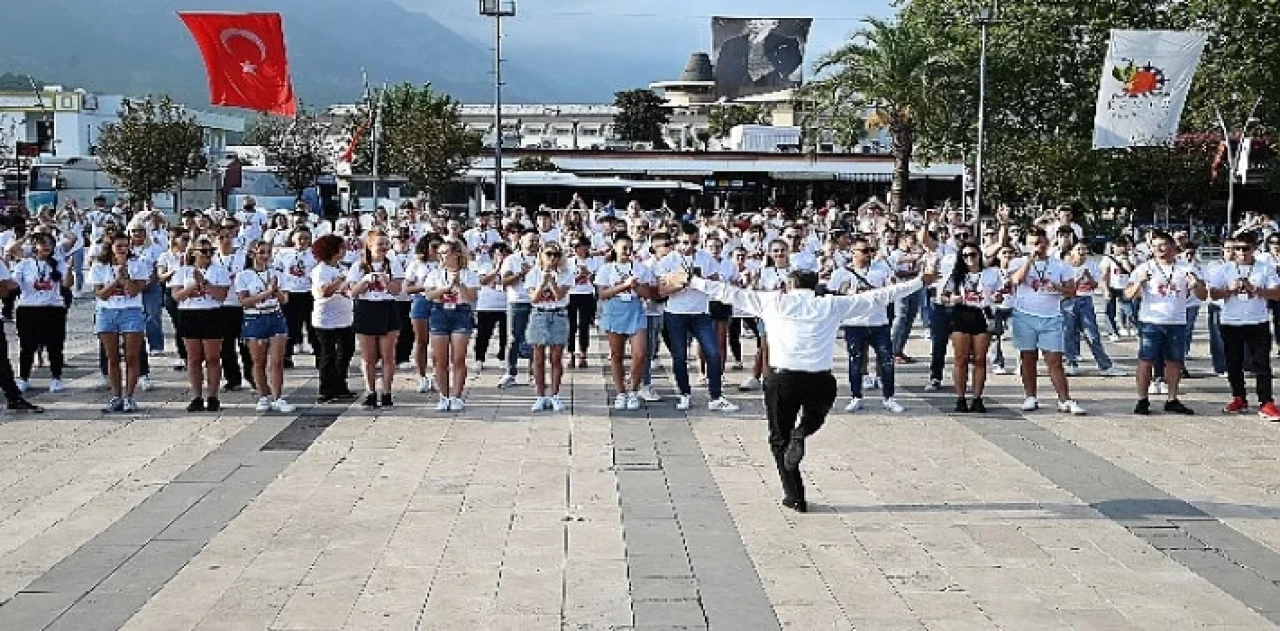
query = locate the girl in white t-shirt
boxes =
[595,235,656,411]
[1063,242,1119,376]
[310,235,356,403]
[13,234,73,394]
[421,240,480,411]
[237,240,293,414]
[88,234,150,413]
[347,231,405,409]
[566,237,602,367]
[524,243,574,412]
[404,235,443,394]
[939,243,1003,412]
[171,237,232,412]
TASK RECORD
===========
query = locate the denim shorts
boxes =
[410,295,434,320]
[1138,322,1187,365]
[429,303,475,336]
[242,311,288,341]
[1011,311,1064,353]
[600,298,646,336]
[95,307,145,335]
[526,308,569,346]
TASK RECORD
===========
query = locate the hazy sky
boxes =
[400,0,897,99]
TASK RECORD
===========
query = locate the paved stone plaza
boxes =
[0,302,1278,630]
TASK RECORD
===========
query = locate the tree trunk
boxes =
[890,123,914,216]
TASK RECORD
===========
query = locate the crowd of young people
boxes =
[4,196,1278,422]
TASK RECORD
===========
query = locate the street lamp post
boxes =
[972,5,996,230]
[571,119,580,151]
[480,0,516,214]
[1216,96,1262,236]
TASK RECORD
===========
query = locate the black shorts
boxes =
[353,300,401,336]
[709,301,733,322]
[949,305,989,336]
[178,308,225,340]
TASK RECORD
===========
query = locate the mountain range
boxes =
[0,0,600,108]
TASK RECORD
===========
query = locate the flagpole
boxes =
[372,83,384,212]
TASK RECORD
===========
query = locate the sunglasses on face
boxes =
[962,252,981,258]
[1232,246,1251,251]
[544,251,562,258]
[853,248,874,253]
[678,240,696,245]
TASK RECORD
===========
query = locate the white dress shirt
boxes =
[691,277,924,372]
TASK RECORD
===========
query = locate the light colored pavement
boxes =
[0,301,1277,629]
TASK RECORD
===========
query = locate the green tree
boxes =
[707,104,768,139]
[95,96,206,202]
[513,156,558,172]
[349,83,482,198]
[800,17,960,214]
[612,89,670,147]
[246,112,332,199]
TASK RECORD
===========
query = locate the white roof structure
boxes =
[471,155,960,182]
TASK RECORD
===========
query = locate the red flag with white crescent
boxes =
[179,12,297,117]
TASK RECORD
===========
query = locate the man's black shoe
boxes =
[970,397,987,414]
[783,431,805,471]
[8,398,43,413]
[782,497,808,513]
[186,397,205,412]
[1164,399,1195,415]
[955,397,969,413]
[1134,398,1151,415]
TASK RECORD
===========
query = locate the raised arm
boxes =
[832,278,925,321]
[687,277,767,317]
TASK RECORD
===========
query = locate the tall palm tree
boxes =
[802,17,955,215]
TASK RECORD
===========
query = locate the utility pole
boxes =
[480,0,516,214]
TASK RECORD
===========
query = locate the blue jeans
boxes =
[1184,304,1201,357]
[1105,291,1138,335]
[1207,303,1226,374]
[643,314,663,387]
[72,249,86,293]
[990,310,1012,369]
[843,325,894,398]
[141,283,165,352]
[929,304,953,382]
[663,312,722,399]
[1062,296,1113,370]
[505,302,532,376]
[890,287,923,356]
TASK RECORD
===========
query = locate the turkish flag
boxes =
[179,12,297,117]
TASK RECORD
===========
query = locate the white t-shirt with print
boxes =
[595,261,655,305]
[235,267,287,313]
[499,252,538,304]
[524,267,574,310]
[346,258,405,302]
[88,259,151,310]
[652,250,718,315]
[213,250,246,307]
[471,259,507,312]
[174,264,232,310]
[274,248,317,293]
[828,264,892,327]
[12,258,65,308]
[1009,257,1073,318]
[424,267,481,308]
[1134,260,1197,325]
[311,263,354,329]
[567,256,602,295]
[1210,261,1280,326]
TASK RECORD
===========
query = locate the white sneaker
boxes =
[449,397,465,412]
[139,375,154,391]
[614,393,628,411]
[882,397,906,413]
[1147,381,1161,395]
[48,379,66,393]
[1158,381,1169,395]
[418,377,431,393]
[1065,364,1079,376]
[862,375,878,391]
[625,393,641,410]
[708,397,740,412]
[531,397,548,412]
[271,398,296,413]
[301,342,314,355]
[498,374,518,388]
[924,379,941,392]
[15,379,27,393]
[90,374,107,389]
[436,397,451,412]
[1058,400,1087,416]
[639,386,662,402]
[397,362,413,371]
[256,397,272,412]
[1099,366,1129,377]
[1021,397,1039,411]
[992,366,1010,375]
[676,395,692,411]
[844,398,863,413]
[122,397,138,413]
[471,361,484,375]
[738,377,762,391]
[550,395,565,412]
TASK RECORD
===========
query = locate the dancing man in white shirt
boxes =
[1125,231,1207,415]
[660,266,936,513]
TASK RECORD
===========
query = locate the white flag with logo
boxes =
[1092,30,1206,149]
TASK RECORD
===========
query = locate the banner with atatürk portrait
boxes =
[712,17,812,100]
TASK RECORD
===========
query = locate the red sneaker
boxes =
[1259,402,1280,422]
[1223,397,1248,414]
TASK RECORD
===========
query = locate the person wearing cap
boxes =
[659,265,936,513]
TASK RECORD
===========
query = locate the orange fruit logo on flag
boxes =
[1112,60,1167,97]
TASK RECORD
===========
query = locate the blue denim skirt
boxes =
[600,297,646,336]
